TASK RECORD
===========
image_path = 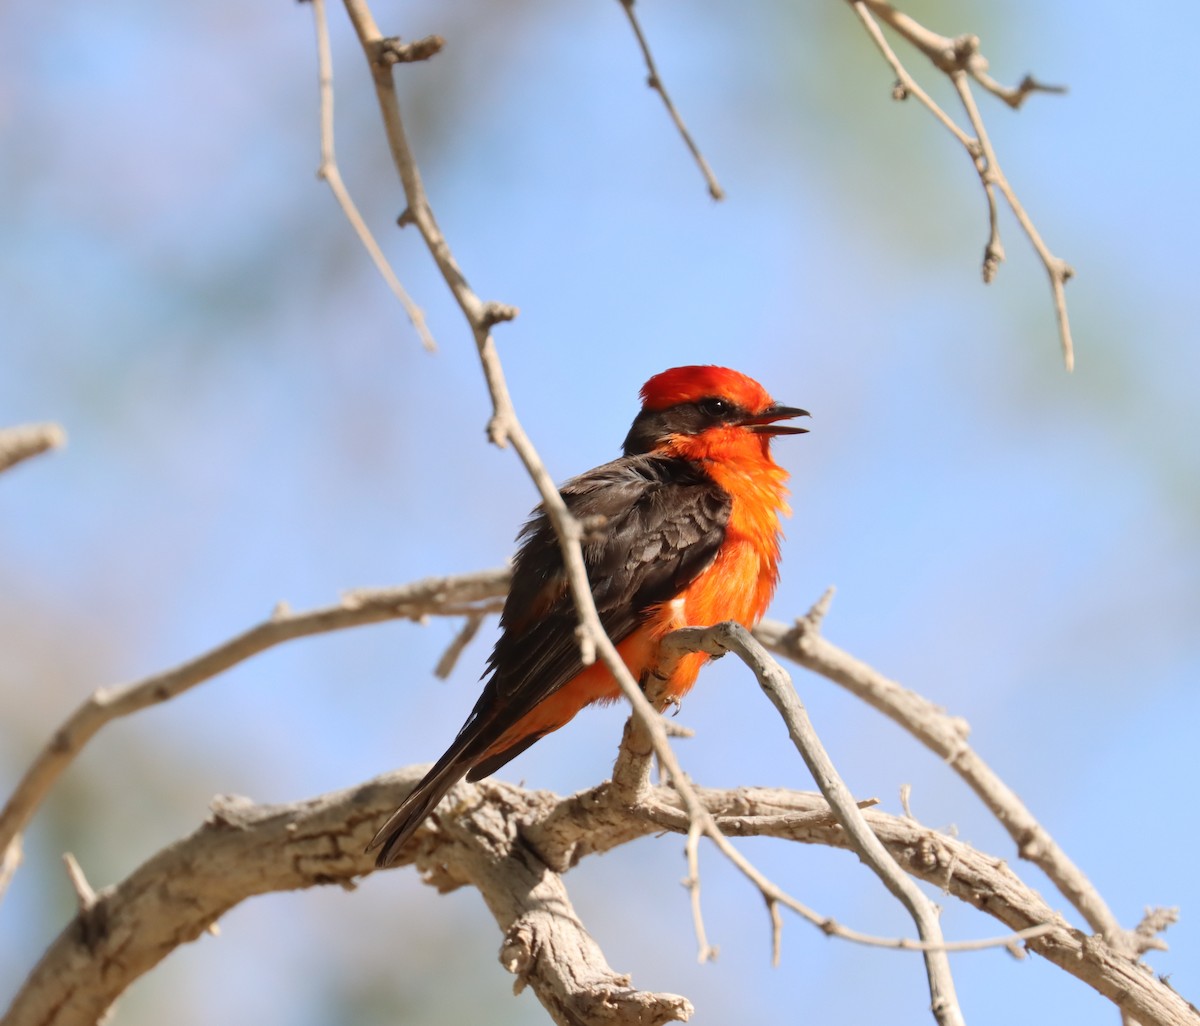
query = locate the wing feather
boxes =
[482,454,729,712]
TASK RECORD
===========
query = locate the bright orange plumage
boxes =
[371,366,806,866]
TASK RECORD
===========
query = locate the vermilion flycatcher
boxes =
[371,365,807,866]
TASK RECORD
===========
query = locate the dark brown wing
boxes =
[370,454,730,866]
[484,454,731,708]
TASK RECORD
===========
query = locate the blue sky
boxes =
[2,1,1198,1023]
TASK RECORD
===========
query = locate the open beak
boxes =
[745,403,810,436]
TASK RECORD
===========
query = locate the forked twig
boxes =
[616,0,725,201]
[850,0,1075,369]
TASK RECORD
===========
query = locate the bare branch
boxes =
[633,786,1053,956]
[853,3,1067,108]
[774,804,1196,1025]
[0,423,66,475]
[605,663,976,966]
[0,568,510,896]
[615,0,725,201]
[851,8,975,149]
[948,66,1075,367]
[310,0,436,350]
[427,783,694,1026]
[340,0,499,343]
[4,555,1142,1017]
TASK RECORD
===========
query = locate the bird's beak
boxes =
[745,404,810,435]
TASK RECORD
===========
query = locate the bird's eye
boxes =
[698,397,730,418]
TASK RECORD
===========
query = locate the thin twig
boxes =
[849,0,1075,369]
[61,853,96,913]
[683,821,717,962]
[850,3,1004,287]
[610,708,978,962]
[975,71,1068,111]
[433,611,486,679]
[0,423,66,475]
[1132,907,1178,957]
[310,0,436,351]
[852,8,975,148]
[616,0,725,201]
[630,785,1059,954]
[767,898,783,966]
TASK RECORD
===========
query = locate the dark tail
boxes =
[368,751,474,868]
[371,678,537,866]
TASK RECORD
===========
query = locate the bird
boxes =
[370,365,807,867]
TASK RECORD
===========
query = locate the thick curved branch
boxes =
[7,771,1193,1026]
